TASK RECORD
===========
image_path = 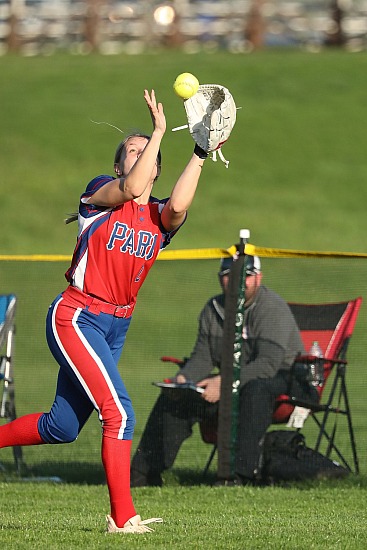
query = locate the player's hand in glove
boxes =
[184,85,237,168]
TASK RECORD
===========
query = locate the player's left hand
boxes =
[144,89,166,137]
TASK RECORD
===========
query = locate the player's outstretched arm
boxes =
[121,89,166,198]
[87,90,166,207]
[161,148,206,232]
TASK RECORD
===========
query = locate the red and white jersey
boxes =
[65,175,185,306]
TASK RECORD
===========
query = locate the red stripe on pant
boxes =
[52,297,128,439]
[52,297,136,525]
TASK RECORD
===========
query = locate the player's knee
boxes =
[38,414,79,444]
[102,407,135,439]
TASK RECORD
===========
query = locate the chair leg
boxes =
[313,367,359,475]
[2,326,25,474]
[202,445,217,477]
[340,373,359,474]
[312,414,351,471]
[315,370,339,452]
[3,386,25,474]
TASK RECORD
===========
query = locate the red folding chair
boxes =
[273,297,362,474]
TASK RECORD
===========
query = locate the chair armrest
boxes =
[287,395,326,413]
[297,354,347,366]
[160,356,185,366]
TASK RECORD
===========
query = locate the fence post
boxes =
[217,229,249,480]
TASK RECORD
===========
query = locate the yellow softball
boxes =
[173,72,200,100]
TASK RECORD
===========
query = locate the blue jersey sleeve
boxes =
[79,175,114,219]
[81,175,114,201]
[151,195,187,250]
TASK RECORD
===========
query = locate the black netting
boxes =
[0,255,366,481]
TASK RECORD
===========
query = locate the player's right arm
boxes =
[87,130,163,207]
[87,89,166,207]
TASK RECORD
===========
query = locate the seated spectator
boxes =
[131,255,318,486]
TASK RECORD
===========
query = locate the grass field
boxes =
[1,50,367,253]
[1,50,367,548]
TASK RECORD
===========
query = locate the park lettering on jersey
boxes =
[106,222,158,260]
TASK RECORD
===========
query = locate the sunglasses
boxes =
[219,271,257,277]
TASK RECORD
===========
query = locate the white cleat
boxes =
[106,514,163,534]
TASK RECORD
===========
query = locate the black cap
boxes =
[218,255,261,277]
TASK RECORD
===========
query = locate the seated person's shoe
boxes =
[130,468,163,487]
[106,514,163,534]
[214,474,254,487]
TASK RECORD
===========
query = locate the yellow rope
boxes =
[250,246,367,260]
[157,247,234,260]
[1,243,367,262]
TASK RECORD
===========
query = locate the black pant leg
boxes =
[131,391,216,476]
[235,374,288,479]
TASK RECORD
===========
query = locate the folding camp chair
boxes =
[0,294,23,473]
[272,297,362,475]
[160,297,362,477]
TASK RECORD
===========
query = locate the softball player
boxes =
[0,89,208,534]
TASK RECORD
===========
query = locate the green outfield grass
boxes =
[1,50,367,548]
[1,479,367,549]
[0,50,367,253]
